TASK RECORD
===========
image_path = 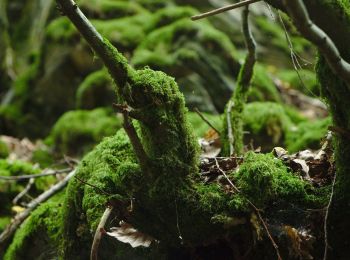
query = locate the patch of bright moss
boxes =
[286,117,331,153]
[186,111,222,137]
[0,216,11,232]
[47,108,122,156]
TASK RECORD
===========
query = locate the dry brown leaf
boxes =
[106,221,154,248]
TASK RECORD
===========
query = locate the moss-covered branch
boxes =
[224,6,256,155]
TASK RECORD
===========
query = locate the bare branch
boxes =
[191,0,261,21]
[282,0,350,89]
[0,168,72,181]
[194,107,221,135]
[12,178,35,205]
[91,206,114,260]
[0,169,76,245]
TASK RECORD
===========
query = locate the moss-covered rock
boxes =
[46,108,122,156]
[76,69,115,109]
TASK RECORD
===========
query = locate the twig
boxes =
[323,172,336,260]
[0,169,76,245]
[282,0,350,90]
[214,158,282,260]
[12,178,35,205]
[91,206,114,260]
[119,106,150,175]
[226,100,235,155]
[74,176,112,196]
[0,168,72,181]
[194,107,221,135]
[191,0,261,21]
[174,199,183,243]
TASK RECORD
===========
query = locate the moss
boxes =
[286,117,331,153]
[0,140,9,158]
[45,17,77,42]
[76,69,115,109]
[248,64,282,103]
[234,152,325,208]
[0,216,11,232]
[242,102,294,150]
[78,0,146,19]
[4,192,65,260]
[31,147,54,169]
[47,108,122,156]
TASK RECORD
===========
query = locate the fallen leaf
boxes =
[106,221,154,248]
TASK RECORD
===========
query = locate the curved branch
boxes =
[282,0,350,89]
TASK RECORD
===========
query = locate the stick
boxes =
[12,178,35,205]
[191,0,261,21]
[0,168,72,181]
[226,100,235,155]
[323,172,336,260]
[0,169,76,245]
[91,206,114,260]
[194,107,221,135]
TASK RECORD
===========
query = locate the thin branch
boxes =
[0,169,76,245]
[194,107,221,135]
[226,100,235,155]
[56,0,130,89]
[191,0,261,21]
[282,0,350,89]
[74,176,112,196]
[214,158,282,260]
[12,178,35,205]
[323,172,336,260]
[91,206,114,260]
[0,168,72,181]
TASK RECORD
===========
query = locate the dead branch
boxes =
[191,0,261,21]
[226,100,235,155]
[194,107,221,135]
[323,172,336,260]
[91,206,114,260]
[0,167,72,181]
[0,169,76,245]
[282,0,350,89]
[12,178,35,205]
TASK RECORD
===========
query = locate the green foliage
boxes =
[47,108,122,156]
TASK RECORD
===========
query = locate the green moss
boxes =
[248,64,282,103]
[47,108,122,156]
[286,117,331,153]
[76,69,115,109]
[234,152,325,207]
[45,17,77,42]
[4,193,65,260]
[0,216,11,232]
[0,140,9,158]
[0,159,39,178]
[78,0,146,19]
[242,102,294,148]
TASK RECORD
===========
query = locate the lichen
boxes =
[46,108,122,156]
